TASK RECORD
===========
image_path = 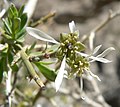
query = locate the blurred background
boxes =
[0,0,120,107]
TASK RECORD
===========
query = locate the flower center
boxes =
[56,32,90,77]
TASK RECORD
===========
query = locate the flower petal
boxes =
[97,47,115,58]
[76,51,89,57]
[26,27,59,44]
[93,45,102,55]
[55,56,66,92]
[76,52,111,63]
[88,70,101,81]
[89,32,95,50]
[69,21,76,33]
[89,56,112,63]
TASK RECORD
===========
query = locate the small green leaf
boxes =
[11,64,19,72]
[18,5,25,17]
[26,41,36,54]
[8,52,14,64]
[10,3,18,17]
[13,18,21,33]
[2,18,12,35]
[8,8,14,19]
[29,51,43,57]
[60,33,69,42]
[75,41,86,51]
[15,28,25,40]
[39,61,55,65]
[46,44,60,53]
[34,62,56,81]
[16,35,25,43]
[20,13,27,29]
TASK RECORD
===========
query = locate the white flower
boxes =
[26,21,114,92]
[26,21,78,91]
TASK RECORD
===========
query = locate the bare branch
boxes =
[81,9,120,43]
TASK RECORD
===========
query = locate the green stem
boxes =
[20,49,45,89]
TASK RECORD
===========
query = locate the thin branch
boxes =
[30,11,56,27]
[7,72,17,97]
[83,74,111,107]
[81,9,120,43]
[32,80,48,105]
[6,66,12,107]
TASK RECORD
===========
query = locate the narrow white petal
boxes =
[89,32,95,50]
[97,47,115,58]
[89,56,111,63]
[80,76,83,92]
[76,51,89,57]
[69,21,76,33]
[76,52,111,63]
[55,56,66,92]
[26,27,59,44]
[93,45,102,55]
[88,70,101,81]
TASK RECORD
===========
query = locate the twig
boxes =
[80,92,103,107]
[6,66,12,107]
[48,98,58,107]
[81,9,120,43]
[31,11,56,27]
[58,87,103,107]
[7,72,17,97]
[32,80,48,105]
[83,74,111,107]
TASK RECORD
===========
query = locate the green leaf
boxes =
[34,62,56,81]
[10,3,18,17]
[15,28,25,40]
[29,51,43,57]
[16,35,25,43]
[8,52,13,64]
[2,18,12,35]
[60,33,69,42]
[18,5,25,17]
[39,61,55,65]
[75,41,86,51]
[46,44,60,53]
[13,18,21,33]
[11,64,19,72]
[26,41,36,54]
[8,8,14,19]
[20,13,27,29]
